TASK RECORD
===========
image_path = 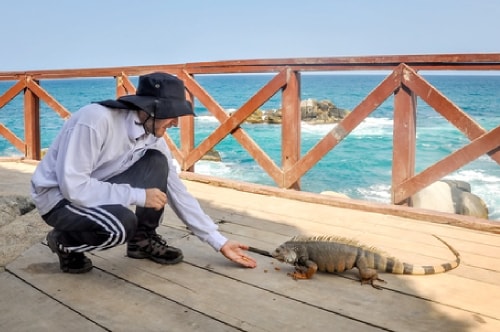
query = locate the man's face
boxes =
[138,110,178,137]
[148,117,178,138]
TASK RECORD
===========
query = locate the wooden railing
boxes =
[1,54,500,208]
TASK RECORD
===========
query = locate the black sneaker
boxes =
[127,233,183,265]
[46,230,93,274]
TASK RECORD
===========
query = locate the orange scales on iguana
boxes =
[271,234,460,289]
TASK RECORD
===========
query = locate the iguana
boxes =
[269,234,460,289]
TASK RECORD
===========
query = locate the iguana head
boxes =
[272,244,298,264]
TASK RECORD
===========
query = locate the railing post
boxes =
[281,69,301,190]
[24,76,41,160]
[181,75,195,172]
[392,82,416,205]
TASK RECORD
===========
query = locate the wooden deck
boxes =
[1,161,500,332]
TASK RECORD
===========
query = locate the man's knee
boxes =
[144,150,168,177]
[140,150,169,188]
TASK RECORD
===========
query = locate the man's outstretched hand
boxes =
[220,240,257,268]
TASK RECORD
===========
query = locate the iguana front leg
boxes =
[289,259,318,279]
[356,256,387,290]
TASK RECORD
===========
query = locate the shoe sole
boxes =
[65,262,93,274]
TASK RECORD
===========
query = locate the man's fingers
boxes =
[145,188,167,210]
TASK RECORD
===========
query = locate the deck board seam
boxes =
[181,261,394,331]
[4,266,110,331]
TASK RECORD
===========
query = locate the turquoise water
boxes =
[1,74,499,219]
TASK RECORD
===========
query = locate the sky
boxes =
[1,0,499,71]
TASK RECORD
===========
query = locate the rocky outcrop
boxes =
[299,99,350,124]
[0,195,50,266]
[411,180,489,219]
[241,98,350,124]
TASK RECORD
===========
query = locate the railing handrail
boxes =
[1,54,499,220]
[2,53,500,80]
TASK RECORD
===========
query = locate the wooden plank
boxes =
[0,79,25,108]
[281,69,301,189]
[161,184,500,287]
[26,78,71,119]
[2,160,500,331]
[0,124,25,153]
[174,202,500,288]
[23,79,40,160]
[182,178,500,240]
[1,54,499,81]
[191,193,500,269]
[0,270,105,331]
[160,202,500,323]
[392,81,416,205]
[184,70,287,168]
[180,71,283,183]
[180,172,500,232]
[90,245,383,331]
[175,233,500,332]
[395,125,500,201]
[180,84,195,171]
[403,64,500,165]
[185,181,500,244]
[6,244,240,332]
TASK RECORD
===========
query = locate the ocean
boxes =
[1,74,499,219]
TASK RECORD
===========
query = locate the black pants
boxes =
[42,150,169,253]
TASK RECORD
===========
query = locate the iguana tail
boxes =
[377,234,460,275]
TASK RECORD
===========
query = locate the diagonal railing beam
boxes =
[0,79,27,153]
[180,70,286,184]
[284,65,403,188]
[394,125,500,202]
[26,77,71,119]
[0,124,24,152]
[0,79,25,108]
[401,64,500,165]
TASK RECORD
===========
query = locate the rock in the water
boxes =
[411,180,488,219]
[202,149,222,162]
[243,99,350,124]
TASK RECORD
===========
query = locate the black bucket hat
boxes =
[97,72,194,119]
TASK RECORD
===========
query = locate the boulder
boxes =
[201,148,222,162]
[411,180,488,219]
[245,109,265,124]
[300,98,350,124]
[0,195,36,227]
[0,195,50,266]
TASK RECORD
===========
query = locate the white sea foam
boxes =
[195,115,219,123]
[350,117,393,137]
[300,117,394,138]
[194,160,234,178]
[301,123,337,135]
[448,169,499,183]
[356,183,391,203]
